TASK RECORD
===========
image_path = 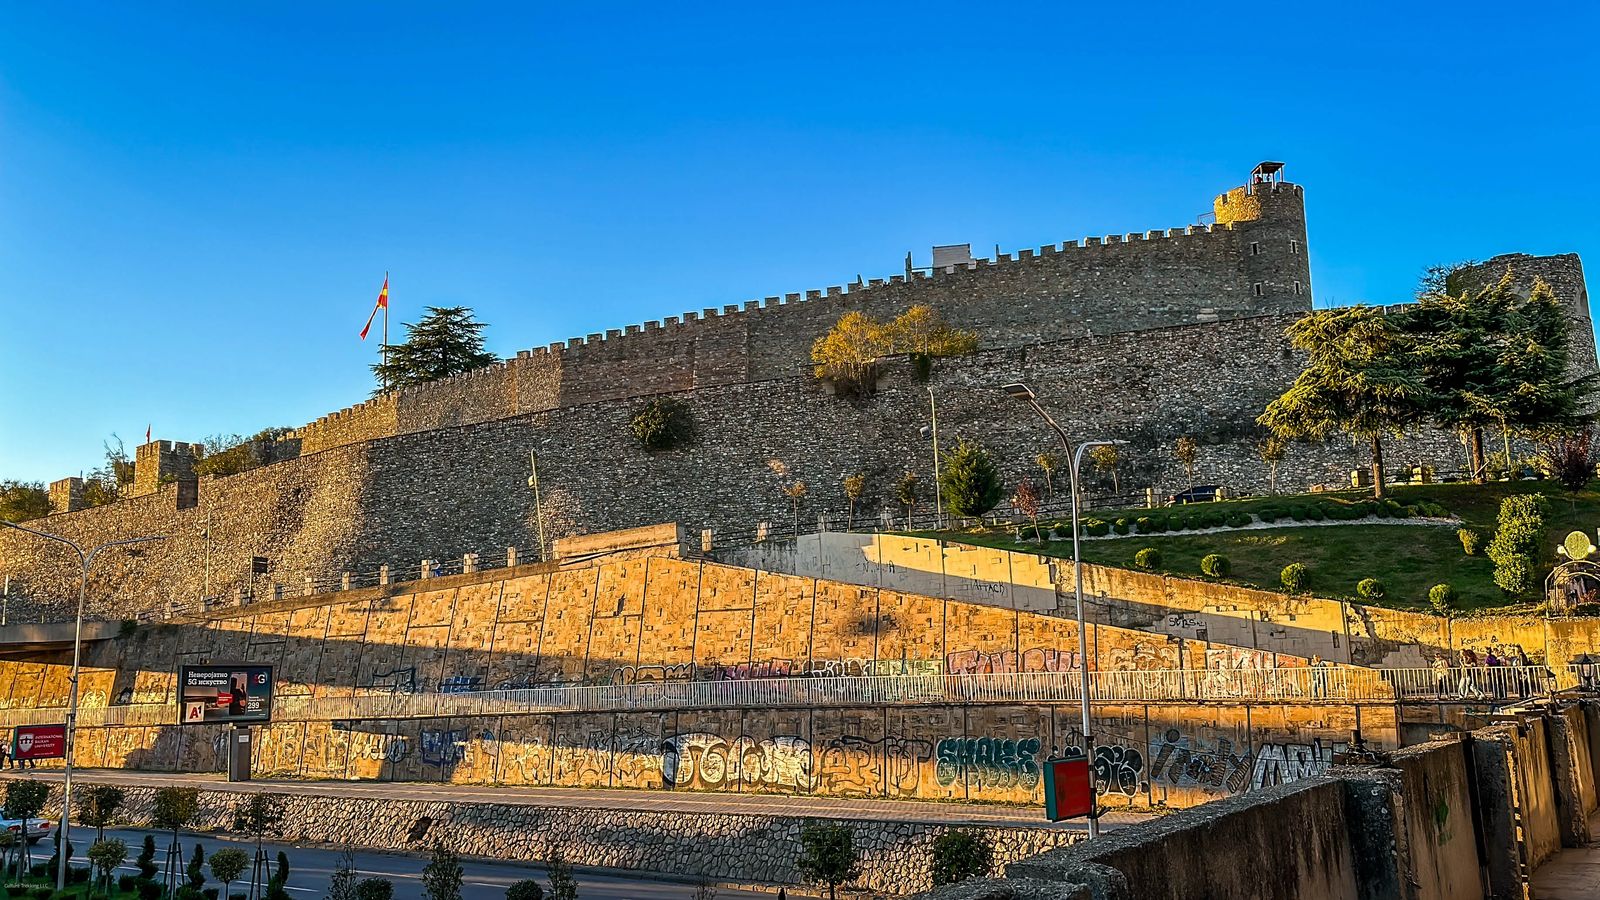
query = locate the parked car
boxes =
[0,817,53,845]
[1168,485,1222,505]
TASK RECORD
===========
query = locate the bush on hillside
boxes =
[1200,554,1230,577]
[1306,504,1327,521]
[1428,583,1456,615]
[1113,518,1132,535]
[1288,504,1309,521]
[1459,528,1484,555]
[1225,511,1252,528]
[1257,506,1280,523]
[1487,494,1550,595]
[1357,578,1386,601]
[1133,547,1162,569]
[1281,563,1308,593]
[1135,516,1155,534]
[1082,518,1109,537]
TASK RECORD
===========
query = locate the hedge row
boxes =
[1078,497,1451,537]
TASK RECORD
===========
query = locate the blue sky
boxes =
[2,3,1597,482]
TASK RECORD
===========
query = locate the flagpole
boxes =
[382,271,389,392]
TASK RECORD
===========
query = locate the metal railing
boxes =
[0,665,1582,728]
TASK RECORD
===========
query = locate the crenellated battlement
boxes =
[272,173,1312,456]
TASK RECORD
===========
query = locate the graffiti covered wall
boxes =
[43,700,1392,811]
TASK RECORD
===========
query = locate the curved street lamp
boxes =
[1002,382,1124,838]
[0,520,165,890]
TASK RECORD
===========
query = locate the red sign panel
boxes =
[1043,755,1093,821]
[12,724,66,760]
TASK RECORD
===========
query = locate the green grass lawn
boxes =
[917,478,1600,613]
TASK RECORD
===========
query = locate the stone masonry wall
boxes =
[1,308,1560,617]
[289,179,1312,457]
[22,780,1081,895]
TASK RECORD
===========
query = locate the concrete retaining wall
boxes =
[913,701,1600,900]
[21,780,1081,895]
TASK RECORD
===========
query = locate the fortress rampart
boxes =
[4,167,1595,619]
[291,178,1312,455]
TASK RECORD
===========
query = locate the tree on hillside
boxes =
[811,305,977,396]
[0,480,50,522]
[372,306,497,393]
[1087,445,1120,495]
[76,784,125,842]
[195,428,294,478]
[939,440,1004,518]
[797,821,860,900]
[1259,306,1427,498]
[81,435,135,507]
[1416,259,1479,297]
[895,471,919,528]
[1256,435,1288,494]
[842,473,867,531]
[1173,436,1200,488]
[883,304,978,379]
[1035,451,1064,497]
[1405,269,1595,480]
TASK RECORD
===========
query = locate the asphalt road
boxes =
[55,827,773,900]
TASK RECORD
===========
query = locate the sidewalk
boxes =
[1530,812,1600,899]
[5,768,1152,830]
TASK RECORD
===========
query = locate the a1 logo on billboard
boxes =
[185,702,207,723]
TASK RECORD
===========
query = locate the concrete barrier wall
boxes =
[915,702,1600,900]
[1389,739,1486,900]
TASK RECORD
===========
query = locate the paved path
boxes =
[21,768,1149,829]
[1530,812,1600,900]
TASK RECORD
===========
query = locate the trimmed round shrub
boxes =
[1202,510,1226,528]
[507,881,545,900]
[1113,518,1132,535]
[1281,563,1308,593]
[1200,554,1230,577]
[1306,504,1327,521]
[1459,528,1485,556]
[1134,547,1162,569]
[1288,504,1309,521]
[1225,511,1252,528]
[1357,578,1386,600]
[1082,517,1110,537]
[1257,506,1280,523]
[1364,500,1386,518]
[1384,499,1408,517]
[1135,516,1155,534]
[1428,583,1456,615]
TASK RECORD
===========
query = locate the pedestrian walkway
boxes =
[7,768,1151,830]
[1530,812,1600,899]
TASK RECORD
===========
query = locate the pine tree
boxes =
[1406,270,1595,479]
[1259,306,1427,498]
[372,306,496,392]
[939,440,1004,518]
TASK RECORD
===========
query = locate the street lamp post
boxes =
[918,387,944,530]
[0,520,165,889]
[1001,382,1123,838]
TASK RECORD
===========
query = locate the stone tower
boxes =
[1212,161,1313,315]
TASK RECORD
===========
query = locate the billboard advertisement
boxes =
[178,665,274,725]
[11,724,66,760]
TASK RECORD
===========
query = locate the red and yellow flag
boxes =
[360,275,389,340]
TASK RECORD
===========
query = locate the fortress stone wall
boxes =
[2,169,1594,617]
